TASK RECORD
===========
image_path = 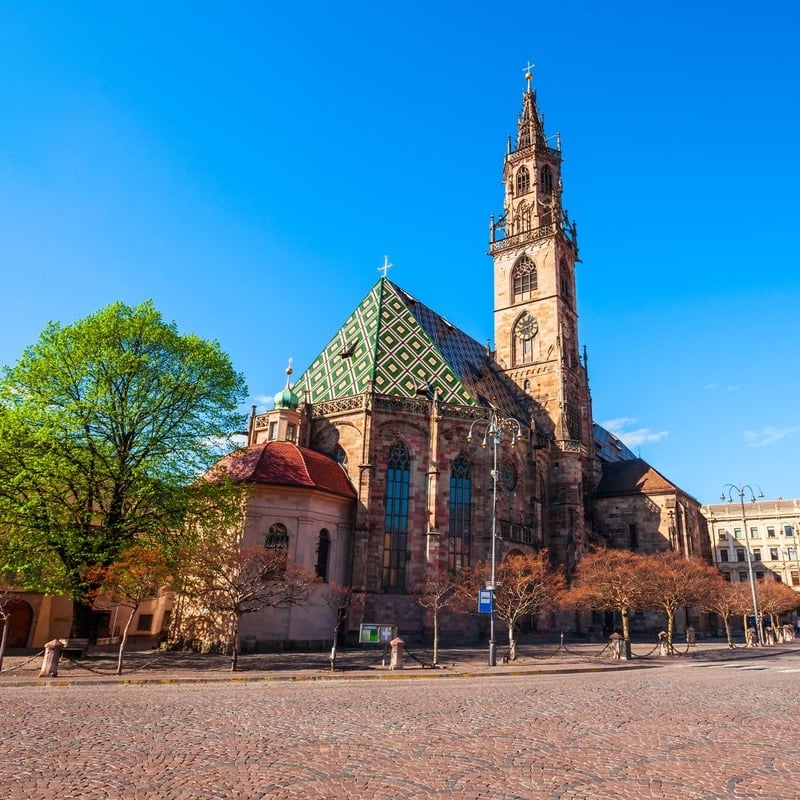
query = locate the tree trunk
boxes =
[330,604,346,671]
[621,607,631,643]
[330,620,340,671]
[508,628,516,661]
[723,616,734,648]
[230,614,240,672]
[0,615,8,673]
[743,614,754,647]
[116,607,136,675]
[666,609,675,653]
[432,609,439,667]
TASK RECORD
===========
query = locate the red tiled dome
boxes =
[211,442,356,499]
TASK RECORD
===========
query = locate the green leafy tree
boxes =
[0,301,247,633]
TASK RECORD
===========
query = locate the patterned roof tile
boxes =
[293,278,531,421]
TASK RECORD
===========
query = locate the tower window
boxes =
[382,441,410,590]
[512,256,537,300]
[516,166,530,195]
[541,165,554,194]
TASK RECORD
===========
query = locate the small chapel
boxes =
[200,69,711,649]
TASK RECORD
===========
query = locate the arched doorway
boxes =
[4,599,33,648]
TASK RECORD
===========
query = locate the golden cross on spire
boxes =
[377,254,394,278]
[523,60,535,90]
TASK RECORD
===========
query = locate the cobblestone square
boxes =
[3,648,800,799]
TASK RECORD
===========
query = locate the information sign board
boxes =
[359,624,397,644]
[478,589,493,614]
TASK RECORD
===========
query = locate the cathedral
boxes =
[214,69,711,648]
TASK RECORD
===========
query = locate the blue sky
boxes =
[1,2,798,506]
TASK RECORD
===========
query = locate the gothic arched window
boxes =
[266,523,289,574]
[513,313,539,365]
[516,166,530,195]
[541,165,554,194]
[315,529,331,582]
[514,202,530,234]
[382,441,410,590]
[448,456,471,572]
[512,255,537,300]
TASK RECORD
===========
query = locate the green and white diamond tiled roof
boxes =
[292,278,531,420]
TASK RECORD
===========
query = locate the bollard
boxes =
[685,626,696,646]
[608,632,623,660]
[39,639,64,678]
[658,631,669,656]
[389,636,405,670]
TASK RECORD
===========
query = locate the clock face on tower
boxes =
[517,316,538,341]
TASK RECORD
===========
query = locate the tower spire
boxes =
[517,61,547,152]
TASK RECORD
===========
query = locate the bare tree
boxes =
[473,551,565,661]
[413,571,471,666]
[758,580,800,638]
[323,583,364,671]
[567,548,650,652]
[640,552,722,652]
[702,579,746,648]
[180,541,317,671]
[85,544,172,674]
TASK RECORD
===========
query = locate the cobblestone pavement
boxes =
[4,646,800,799]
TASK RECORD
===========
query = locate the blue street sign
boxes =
[478,589,494,614]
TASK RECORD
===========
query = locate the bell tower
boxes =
[489,67,597,569]
[489,66,591,451]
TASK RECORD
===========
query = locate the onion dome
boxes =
[273,360,300,410]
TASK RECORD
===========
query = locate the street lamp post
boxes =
[721,483,765,646]
[467,409,523,667]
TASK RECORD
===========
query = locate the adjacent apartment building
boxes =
[702,498,800,589]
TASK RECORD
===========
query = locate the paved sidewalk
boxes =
[3,637,797,686]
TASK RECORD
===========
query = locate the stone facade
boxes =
[595,460,711,561]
